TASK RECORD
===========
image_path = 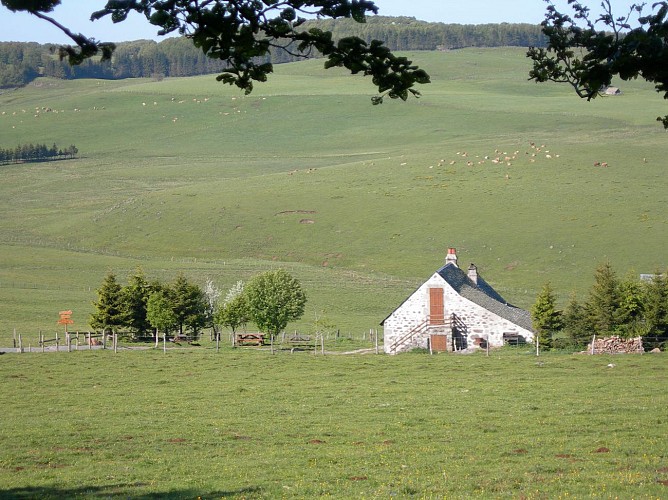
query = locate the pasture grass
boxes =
[0,349,667,498]
[0,48,667,340]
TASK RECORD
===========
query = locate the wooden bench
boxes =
[285,335,314,352]
[235,333,265,346]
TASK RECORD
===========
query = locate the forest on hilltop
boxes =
[0,17,546,88]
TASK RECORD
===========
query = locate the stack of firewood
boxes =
[588,336,644,354]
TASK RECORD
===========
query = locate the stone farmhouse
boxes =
[381,248,534,354]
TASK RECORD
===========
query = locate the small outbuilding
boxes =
[381,248,534,354]
[603,86,622,96]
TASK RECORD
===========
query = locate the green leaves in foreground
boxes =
[528,1,668,128]
[2,0,430,103]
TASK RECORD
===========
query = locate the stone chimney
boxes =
[445,247,458,267]
[468,263,478,285]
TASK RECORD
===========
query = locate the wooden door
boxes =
[429,288,444,325]
[430,334,448,352]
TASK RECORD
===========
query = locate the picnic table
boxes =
[235,333,265,346]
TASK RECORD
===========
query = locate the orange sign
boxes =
[58,310,74,329]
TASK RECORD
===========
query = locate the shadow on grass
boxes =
[0,484,263,499]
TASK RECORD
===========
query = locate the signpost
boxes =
[57,310,74,332]
[57,310,74,350]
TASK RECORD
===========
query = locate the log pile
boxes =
[588,336,644,354]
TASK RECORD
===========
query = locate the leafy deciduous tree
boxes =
[204,278,222,339]
[245,269,306,339]
[215,280,250,336]
[146,290,177,346]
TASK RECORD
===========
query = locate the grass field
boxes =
[1,348,667,498]
[0,47,666,339]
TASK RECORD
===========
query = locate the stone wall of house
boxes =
[383,273,534,354]
[441,285,533,348]
[383,273,443,354]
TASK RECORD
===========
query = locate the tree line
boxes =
[90,269,306,343]
[0,142,78,164]
[0,18,546,88]
[532,263,668,350]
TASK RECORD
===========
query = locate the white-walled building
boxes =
[382,248,534,354]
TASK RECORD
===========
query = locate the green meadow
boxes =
[1,47,668,498]
[1,349,667,498]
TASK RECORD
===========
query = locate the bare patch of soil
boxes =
[276,210,316,215]
[167,438,186,443]
[594,447,610,453]
[308,439,325,444]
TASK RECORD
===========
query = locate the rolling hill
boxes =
[0,48,666,338]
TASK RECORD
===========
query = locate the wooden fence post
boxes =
[41,331,45,353]
[67,332,71,352]
[102,330,106,350]
[88,332,92,350]
[113,333,117,353]
[18,333,23,353]
[55,332,59,352]
[163,332,166,354]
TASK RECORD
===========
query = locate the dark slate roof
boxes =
[437,263,533,331]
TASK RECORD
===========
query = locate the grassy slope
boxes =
[0,48,666,338]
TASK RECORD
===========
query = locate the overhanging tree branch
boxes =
[528,0,668,128]
[1,0,429,103]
